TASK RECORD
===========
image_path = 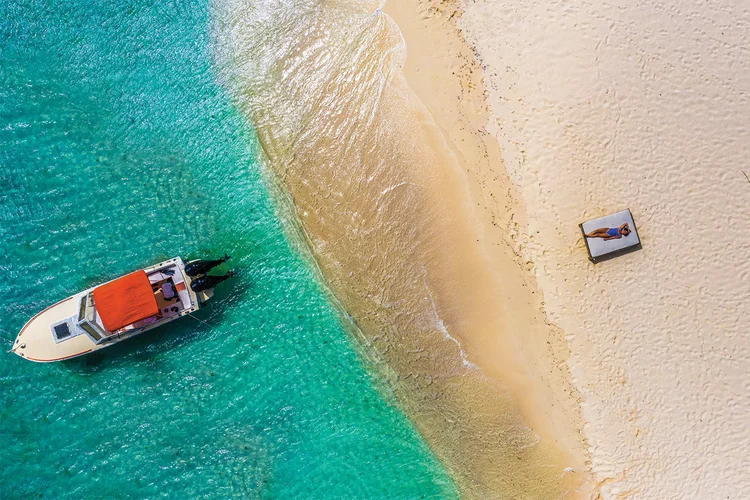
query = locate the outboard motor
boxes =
[191,271,234,293]
[184,254,230,277]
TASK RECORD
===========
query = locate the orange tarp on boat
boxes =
[93,270,158,332]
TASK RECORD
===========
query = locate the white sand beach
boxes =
[456,1,750,497]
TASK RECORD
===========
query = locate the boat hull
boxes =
[12,257,215,363]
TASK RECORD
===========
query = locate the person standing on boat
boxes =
[585,222,631,241]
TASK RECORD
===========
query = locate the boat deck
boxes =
[149,267,191,320]
[14,295,96,362]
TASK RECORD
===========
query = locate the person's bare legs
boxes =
[585,228,610,238]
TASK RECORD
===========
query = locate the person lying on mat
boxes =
[585,222,631,240]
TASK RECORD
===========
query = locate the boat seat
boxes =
[154,289,184,318]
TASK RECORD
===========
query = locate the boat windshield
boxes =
[78,296,86,322]
[78,320,105,343]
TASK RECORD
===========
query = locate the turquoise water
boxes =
[0,1,456,498]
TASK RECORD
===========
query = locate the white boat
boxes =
[11,256,232,363]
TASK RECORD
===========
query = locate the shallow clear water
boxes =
[0,1,456,497]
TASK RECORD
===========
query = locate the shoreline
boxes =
[216,0,595,496]
[381,1,595,496]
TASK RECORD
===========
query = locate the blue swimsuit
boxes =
[606,227,620,237]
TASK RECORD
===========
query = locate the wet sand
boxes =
[215,0,595,496]
[381,0,596,495]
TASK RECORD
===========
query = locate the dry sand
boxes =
[391,0,750,497]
